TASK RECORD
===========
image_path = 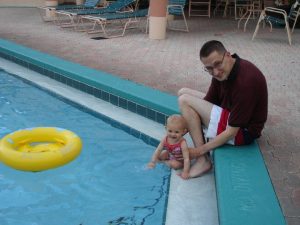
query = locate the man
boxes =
[178,40,268,178]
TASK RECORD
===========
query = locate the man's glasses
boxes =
[203,52,226,74]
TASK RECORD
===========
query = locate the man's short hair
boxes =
[200,40,227,58]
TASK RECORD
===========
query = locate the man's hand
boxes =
[172,146,207,161]
[189,146,206,159]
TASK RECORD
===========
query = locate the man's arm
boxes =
[189,126,240,157]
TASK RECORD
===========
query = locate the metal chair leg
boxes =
[252,10,265,41]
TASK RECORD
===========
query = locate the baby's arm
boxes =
[179,140,190,179]
[147,138,164,168]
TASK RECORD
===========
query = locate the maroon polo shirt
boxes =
[204,54,268,138]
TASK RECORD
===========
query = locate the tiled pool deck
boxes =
[0,7,299,225]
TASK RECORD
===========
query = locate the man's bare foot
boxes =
[189,156,212,178]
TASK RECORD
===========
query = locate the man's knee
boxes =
[178,93,205,109]
[178,87,192,96]
[178,93,190,108]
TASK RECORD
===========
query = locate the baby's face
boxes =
[166,122,186,142]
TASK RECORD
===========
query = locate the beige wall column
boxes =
[44,0,58,21]
[45,0,58,6]
[148,0,168,40]
[76,0,84,5]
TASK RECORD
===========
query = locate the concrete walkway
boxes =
[0,7,299,225]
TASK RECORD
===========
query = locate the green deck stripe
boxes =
[214,142,286,225]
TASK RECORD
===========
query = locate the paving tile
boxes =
[286,174,300,189]
[272,178,293,199]
[286,217,300,225]
[292,188,300,207]
[279,197,300,217]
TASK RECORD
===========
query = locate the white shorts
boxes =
[203,105,235,145]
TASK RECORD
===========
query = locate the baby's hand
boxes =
[147,161,156,169]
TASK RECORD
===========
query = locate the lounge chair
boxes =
[81,8,149,38]
[167,0,189,32]
[39,0,103,22]
[252,0,300,45]
[55,0,137,27]
[52,0,103,10]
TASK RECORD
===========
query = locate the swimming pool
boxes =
[0,47,219,225]
[0,68,170,225]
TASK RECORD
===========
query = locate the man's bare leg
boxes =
[178,88,206,99]
[178,92,213,178]
[189,156,212,178]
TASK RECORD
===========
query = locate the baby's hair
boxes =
[166,114,187,129]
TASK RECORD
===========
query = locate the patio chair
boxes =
[237,0,262,31]
[38,0,103,22]
[55,0,137,28]
[214,0,235,17]
[189,0,211,18]
[234,0,253,20]
[80,8,149,38]
[167,0,189,32]
[252,0,300,45]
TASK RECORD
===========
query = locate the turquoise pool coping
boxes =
[214,143,286,225]
[0,38,286,225]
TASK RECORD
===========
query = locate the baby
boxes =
[147,114,190,179]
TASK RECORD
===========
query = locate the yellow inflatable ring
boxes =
[0,127,82,172]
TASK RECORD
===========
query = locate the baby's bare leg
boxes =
[159,150,169,160]
[165,160,183,169]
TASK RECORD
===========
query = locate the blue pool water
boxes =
[0,69,170,225]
